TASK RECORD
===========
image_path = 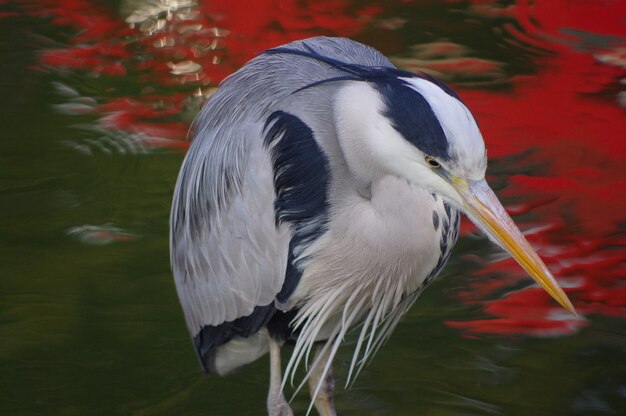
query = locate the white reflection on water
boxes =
[66,224,139,245]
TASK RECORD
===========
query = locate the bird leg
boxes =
[267,336,293,416]
[308,344,337,416]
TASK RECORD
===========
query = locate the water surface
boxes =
[1,1,625,415]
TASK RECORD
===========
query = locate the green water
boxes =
[1,2,624,415]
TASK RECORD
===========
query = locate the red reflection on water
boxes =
[16,0,379,151]
[446,0,626,336]
[66,224,139,245]
[199,0,380,65]
[40,44,129,76]
[7,0,625,336]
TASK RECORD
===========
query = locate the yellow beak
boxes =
[452,178,576,314]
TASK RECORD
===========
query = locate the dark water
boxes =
[1,1,625,415]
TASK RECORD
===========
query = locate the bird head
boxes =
[333,74,576,314]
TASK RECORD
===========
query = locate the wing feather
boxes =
[170,36,395,347]
[171,115,290,334]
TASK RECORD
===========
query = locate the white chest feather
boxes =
[294,175,447,307]
[281,175,459,386]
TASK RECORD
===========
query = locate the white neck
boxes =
[333,81,422,195]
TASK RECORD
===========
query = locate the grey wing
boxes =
[170,115,290,336]
[169,35,392,336]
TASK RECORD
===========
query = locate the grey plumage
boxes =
[171,34,458,404]
[171,37,392,331]
[170,36,574,415]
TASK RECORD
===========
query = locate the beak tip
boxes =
[460,180,580,319]
[566,302,579,317]
[558,295,578,317]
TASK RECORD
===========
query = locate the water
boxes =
[1,1,625,415]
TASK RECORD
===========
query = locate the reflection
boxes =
[167,60,202,75]
[573,388,614,413]
[596,47,626,69]
[5,0,626,337]
[67,224,138,245]
[122,0,198,27]
[375,17,407,31]
[438,0,626,337]
[391,41,506,86]
[1,0,625,414]
[53,82,98,115]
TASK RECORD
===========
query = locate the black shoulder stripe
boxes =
[264,111,331,303]
[193,303,275,373]
[192,111,331,372]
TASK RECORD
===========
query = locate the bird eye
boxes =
[425,156,441,168]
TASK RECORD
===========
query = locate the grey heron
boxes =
[170,37,575,416]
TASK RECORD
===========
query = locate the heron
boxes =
[170,37,575,416]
